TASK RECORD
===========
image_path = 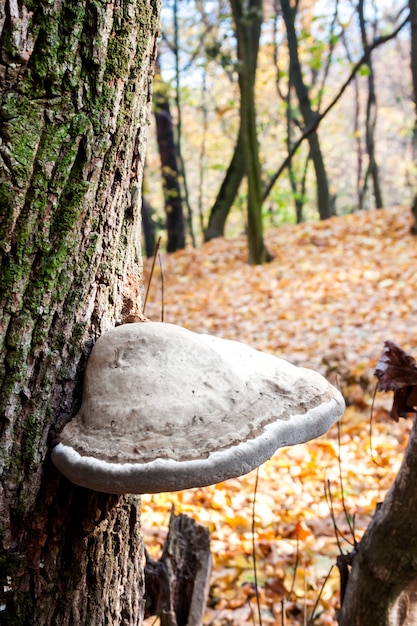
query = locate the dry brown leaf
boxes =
[140,207,416,625]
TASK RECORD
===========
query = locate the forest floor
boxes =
[140,206,417,626]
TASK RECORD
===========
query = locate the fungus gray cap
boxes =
[52,322,345,494]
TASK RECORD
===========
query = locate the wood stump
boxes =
[145,508,212,626]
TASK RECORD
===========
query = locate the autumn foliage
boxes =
[142,207,417,625]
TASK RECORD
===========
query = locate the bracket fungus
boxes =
[52,322,345,494]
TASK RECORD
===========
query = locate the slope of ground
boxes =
[141,207,417,625]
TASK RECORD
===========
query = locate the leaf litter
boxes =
[140,207,417,625]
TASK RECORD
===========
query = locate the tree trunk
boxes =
[285,81,309,224]
[204,127,246,240]
[410,0,417,234]
[172,0,196,248]
[338,413,417,625]
[141,197,157,258]
[0,1,160,624]
[154,64,185,253]
[230,0,271,264]
[358,0,384,210]
[340,24,367,211]
[280,0,331,220]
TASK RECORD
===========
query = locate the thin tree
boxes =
[273,0,309,223]
[410,0,417,233]
[204,126,246,240]
[280,0,331,220]
[339,12,366,211]
[230,0,271,263]
[357,0,384,209]
[173,0,196,247]
[263,8,409,205]
[154,60,186,252]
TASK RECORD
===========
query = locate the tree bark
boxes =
[410,0,417,234]
[357,0,384,210]
[0,1,160,624]
[141,197,157,258]
[172,0,196,248]
[230,0,271,264]
[204,126,246,240]
[145,508,211,626]
[280,0,331,220]
[154,64,185,253]
[338,413,417,625]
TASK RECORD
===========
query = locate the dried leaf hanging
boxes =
[374,340,417,421]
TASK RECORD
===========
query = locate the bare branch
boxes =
[263,10,410,203]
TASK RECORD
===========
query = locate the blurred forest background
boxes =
[142,0,413,261]
[139,3,417,623]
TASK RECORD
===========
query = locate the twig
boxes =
[143,236,162,314]
[337,422,356,542]
[248,596,256,626]
[288,534,299,600]
[281,597,286,626]
[158,252,165,322]
[369,384,383,467]
[251,467,263,626]
[280,533,300,626]
[307,565,335,626]
[303,563,307,626]
[324,479,355,550]
[324,479,356,607]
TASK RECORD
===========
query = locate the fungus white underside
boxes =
[52,322,345,494]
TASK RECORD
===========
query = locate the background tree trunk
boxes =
[154,63,186,253]
[357,0,384,210]
[141,196,157,258]
[0,1,160,624]
[172,0,196,248]
[280,0,331,220]
[230,0,271,264]
[204,126,245,240]
[410,0,417,233]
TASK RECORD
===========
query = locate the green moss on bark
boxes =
[0,94,45,188]
[0,0,158,621]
